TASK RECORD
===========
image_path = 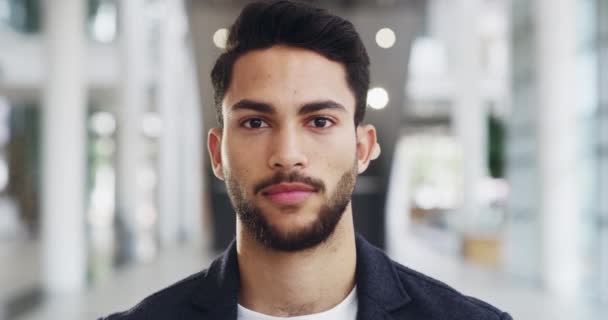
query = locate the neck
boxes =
[236,205,357,317]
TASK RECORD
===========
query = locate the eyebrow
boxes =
[230,99,347,115]
[298,101,347,115]
[230,100,275,114]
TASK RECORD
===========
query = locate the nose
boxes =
[268,126,308,170]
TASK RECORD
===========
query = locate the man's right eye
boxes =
[242,118,269,129]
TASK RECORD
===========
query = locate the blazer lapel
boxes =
[355,234,412,320]
[189,240,240,320]
[357,293,388,320]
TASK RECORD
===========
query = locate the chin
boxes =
[266,212,319,233]
[236,188,350,252]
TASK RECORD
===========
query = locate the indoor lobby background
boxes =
[0,0,607,319]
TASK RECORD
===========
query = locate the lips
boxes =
[261,183,316,205]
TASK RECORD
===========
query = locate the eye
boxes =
[307,117,334,129]
[242,118,269,129]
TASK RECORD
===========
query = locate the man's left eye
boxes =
[308,117,334,128]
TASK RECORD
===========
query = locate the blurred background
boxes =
[0,0,606,319]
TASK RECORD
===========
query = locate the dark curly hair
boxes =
[210,0,370,127]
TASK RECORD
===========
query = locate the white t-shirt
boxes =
[237,286,358,320]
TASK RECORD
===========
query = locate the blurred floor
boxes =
[391,227,608,320]
[11,243,213,320]
[1,240,41,319]
[5,231,607,320]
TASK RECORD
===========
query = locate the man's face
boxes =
[208,45,374,251]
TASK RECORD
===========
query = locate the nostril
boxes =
[268,146,308,169]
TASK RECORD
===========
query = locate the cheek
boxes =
[311,134,357,172]
[222,139,265,180]
[222,139,246,175]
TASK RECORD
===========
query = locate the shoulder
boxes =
[99,269,208,320]
[390,259,512,319]
[99,241,240,320]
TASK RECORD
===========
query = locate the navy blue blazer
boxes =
[102,234,512,319]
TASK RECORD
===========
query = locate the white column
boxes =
[449,0,487,230]
[181,49,205,245]
[41,0,87,293]
[535,0,582,297]
[158,1,207,247]
[117,0,147,259]
[504,0,542,284]
[158,1,183,247]
[598,0,608,301]
[385,137,412,257]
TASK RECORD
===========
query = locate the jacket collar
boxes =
[354,234,411,319]
[190,234,411,319]
[190,242,240,317]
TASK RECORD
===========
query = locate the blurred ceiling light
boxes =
[213,28,229,49]
[376,28,396,49]
[92,0,117,43]
[90,111,116,136]
[141,112,163,138]
[367,87,389,110]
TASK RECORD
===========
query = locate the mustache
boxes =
[254,171,325,195]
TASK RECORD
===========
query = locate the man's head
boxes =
[211,0,370,128]
[208,0,378,252]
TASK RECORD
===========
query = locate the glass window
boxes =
[1,0,41,33]
[0,0,119,42]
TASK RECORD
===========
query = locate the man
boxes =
[102,1,512,319]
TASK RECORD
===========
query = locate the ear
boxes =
[207,127,225,180]
[355,124,380,174]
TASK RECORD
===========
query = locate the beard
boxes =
[225,164,357,252]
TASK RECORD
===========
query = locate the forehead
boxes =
[223,45,356,114]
